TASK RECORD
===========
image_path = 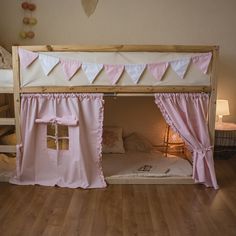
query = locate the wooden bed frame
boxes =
[10,44,219,184]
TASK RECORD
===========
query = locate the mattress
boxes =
[0,69,13,87]
[102,151,192,178]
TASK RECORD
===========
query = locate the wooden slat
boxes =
[20,86,211,94]
[0,118,15,125]
[0,145,16,153]
[18,44,219,53]
[0,88,14,94]
[0,105,9,113]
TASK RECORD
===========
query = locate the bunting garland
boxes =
[18,48,212,84]
[60,59,81,81]
[18,48,38,69]
[192,52,212,74]
[125,64,146,84]
[170,58,190,79]
[147,62,169,81]
[39,54,59,76]
[82,63,103,84]
[104,64,124,85]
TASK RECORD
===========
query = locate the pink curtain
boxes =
[10,93,106,189]
[155,93,218,189]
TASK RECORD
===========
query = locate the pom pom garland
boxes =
[20,1,37,40]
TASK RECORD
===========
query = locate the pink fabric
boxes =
[192,52,212,74]
[147,62,169,81]
[10,93,106,189]
[104,64,124,84]
[35,115,78,126]
[155,93,218,189]
[60,59,81,81]
[18,48,39,69]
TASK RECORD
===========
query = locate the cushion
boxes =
[102,127,125,154]
[124,132,153,152]
[0,133,16,145]
[0,46,12,69]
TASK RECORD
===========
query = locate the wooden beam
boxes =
[20,86,211,94]
[209,47,219,146]
[17,44,219,53]
[0,88,14,94]
[0,118,15,125]
[0,145,16,153]
[12,46,22,145]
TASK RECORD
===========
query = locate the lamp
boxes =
[163,125,185,157]
[216,99,230,123]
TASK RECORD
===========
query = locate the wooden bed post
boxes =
[209,46,219,146]
[12,46,22,146]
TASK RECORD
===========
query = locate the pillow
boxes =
[0,133,16,145]
[124,132,153,152]
[102,127,125,154]
[0,46,12,69]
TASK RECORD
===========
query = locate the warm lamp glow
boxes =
[216,99,230,123]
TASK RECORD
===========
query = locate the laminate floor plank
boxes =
[0,157,236,236]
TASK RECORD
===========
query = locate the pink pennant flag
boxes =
[60,59,81,81]
[104,64,124,84]
[192,52,212,74]
[18,48,39,69]
[147,62,169,81]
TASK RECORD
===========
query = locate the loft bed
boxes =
[1,45,219,189]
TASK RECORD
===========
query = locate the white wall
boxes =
[0,0,236,122]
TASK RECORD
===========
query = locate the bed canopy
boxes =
[9,45,218,189]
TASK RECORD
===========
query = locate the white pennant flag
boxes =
[125,64,146,84]
[39,54,60,76]
[82,63,103,83]
[170,58,190,79]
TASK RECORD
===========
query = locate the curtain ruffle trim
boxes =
[155,92,209,100]
[96,97,107,187]
[21,93,104,101]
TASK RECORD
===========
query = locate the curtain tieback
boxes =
[193,146,213,158]
[35,115,78,126]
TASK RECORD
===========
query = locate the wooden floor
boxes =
[1,157,236,236]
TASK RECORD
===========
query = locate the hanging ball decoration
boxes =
[21,2,29,10]
[29,17,37,25]
[28,3,36,11]
[26,31,35,39]
[19,31,27,39]
[23,17,30,24]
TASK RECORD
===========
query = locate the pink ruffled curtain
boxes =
[10,93,106,189]
[155,93,218,189]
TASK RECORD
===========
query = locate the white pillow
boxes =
[102,127,125,154]
[0,46,12,69]
[124,132,153,152]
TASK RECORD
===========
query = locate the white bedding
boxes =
[0,69,13,87]
[102,151,192,178]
